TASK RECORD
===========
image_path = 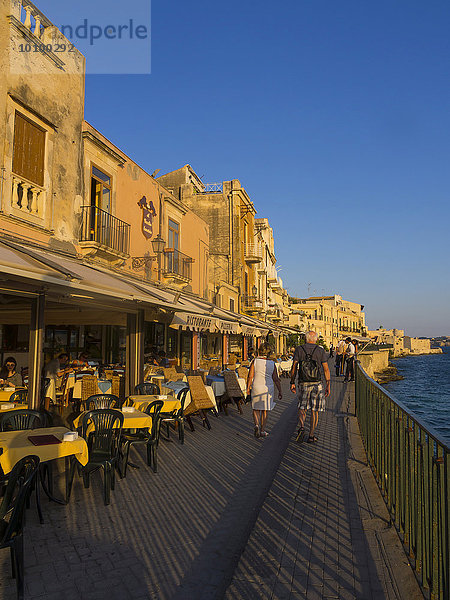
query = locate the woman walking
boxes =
[246,342,282,438]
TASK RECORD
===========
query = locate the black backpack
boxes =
[298,345,321,383]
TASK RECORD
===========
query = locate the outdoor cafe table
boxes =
[146,374,165,391]
[0,390,20,403]
[205,375,246,398]
[159,382,218,412]
[0,426,89,475]
[0,403,28,413]
[128,395,181,414]
[72,378,112,399]
[161,380,188,397]
[72,408,153,432]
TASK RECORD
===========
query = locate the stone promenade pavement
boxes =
[0,375,423,600]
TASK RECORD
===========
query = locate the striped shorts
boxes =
[297,382,325,412]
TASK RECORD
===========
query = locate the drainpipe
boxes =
[0,168,5,212]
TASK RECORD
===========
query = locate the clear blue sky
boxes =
[40,0,450,337]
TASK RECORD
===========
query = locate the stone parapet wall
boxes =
[358,349,390,379]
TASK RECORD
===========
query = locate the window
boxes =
[230,298,235,312]
[12,112,45,186]
[168,218,179,250]
[90,165,111,212]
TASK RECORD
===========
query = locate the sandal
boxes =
[307,436,318,443]
[254,426,260,439]
[295,428,305,443]
[260,431,269,437]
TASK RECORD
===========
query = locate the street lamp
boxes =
[151,233,166,281]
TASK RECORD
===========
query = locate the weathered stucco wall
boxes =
[1,0,85,251]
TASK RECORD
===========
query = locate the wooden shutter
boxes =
[12,112,45,186]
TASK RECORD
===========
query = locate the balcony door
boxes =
[167,218,179,273]
[90,166,112,244]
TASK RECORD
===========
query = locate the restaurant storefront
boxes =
[0,238,286,407]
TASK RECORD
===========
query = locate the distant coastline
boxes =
[393,348,443,358]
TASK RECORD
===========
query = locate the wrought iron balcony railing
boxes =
[79,205,130,257]
[244,244,263,263]
[162,248,193,281]
[242,295,263,310]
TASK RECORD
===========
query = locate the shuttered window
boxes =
[12,112,45,186]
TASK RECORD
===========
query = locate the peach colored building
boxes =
[81,122,209,298]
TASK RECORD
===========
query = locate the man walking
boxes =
[290,331,330,443]
[343,337,356,382]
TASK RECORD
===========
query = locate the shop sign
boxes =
[216,320,241,334]
[170,312,215,331]
[137,196,157,239]
[241,325,257,336]
[186,314,215,329]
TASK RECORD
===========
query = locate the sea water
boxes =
[382,346,450,446]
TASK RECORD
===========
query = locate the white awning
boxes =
[215,319,242,335]
[170,312,217,332]
[241,325,260,337]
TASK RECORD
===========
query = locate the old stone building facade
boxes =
[288,295,367,348]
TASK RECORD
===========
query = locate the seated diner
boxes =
[0,356,23,388]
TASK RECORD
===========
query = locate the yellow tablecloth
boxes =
[0,390,21,402]
[0,427,89,475]
[0,403,28,413]
[73,409,152,431]
[128,395,181,414]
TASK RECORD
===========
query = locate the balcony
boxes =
[242,295,263,314]
[270,278,283,291]
[9,173,46,226]
[244,244,262,264]
[267,267,278,284]
[79,205,130,261]
[162,248,193,283]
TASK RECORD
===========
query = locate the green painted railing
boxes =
[355,361,449,600]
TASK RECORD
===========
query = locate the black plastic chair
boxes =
[134,382,159,396]
[67,409,124,505]
[159,388,187,445]
[120,400,163,477]
[0,410,45,432]
[8,389,28,404]
[0,455,40,600]
[86,394,119,410]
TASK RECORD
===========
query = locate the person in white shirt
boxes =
[344,337,356,382]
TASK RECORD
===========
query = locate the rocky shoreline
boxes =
[373,363,404,384]
[374,348,444,384]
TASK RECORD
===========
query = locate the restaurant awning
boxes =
[169,312,217,332]
[240,325,261,337]
[215,319,242,335]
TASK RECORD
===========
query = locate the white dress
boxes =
[251,358,276,411]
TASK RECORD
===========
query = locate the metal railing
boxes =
[203,182,223,193]
[242,295,263,309]
[162,248,193,281]
[355,362,449,600]
[80,205,130,256]
[244,244,263,262]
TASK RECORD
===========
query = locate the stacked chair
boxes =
[185,376,215,431]
[223,371,245,415]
